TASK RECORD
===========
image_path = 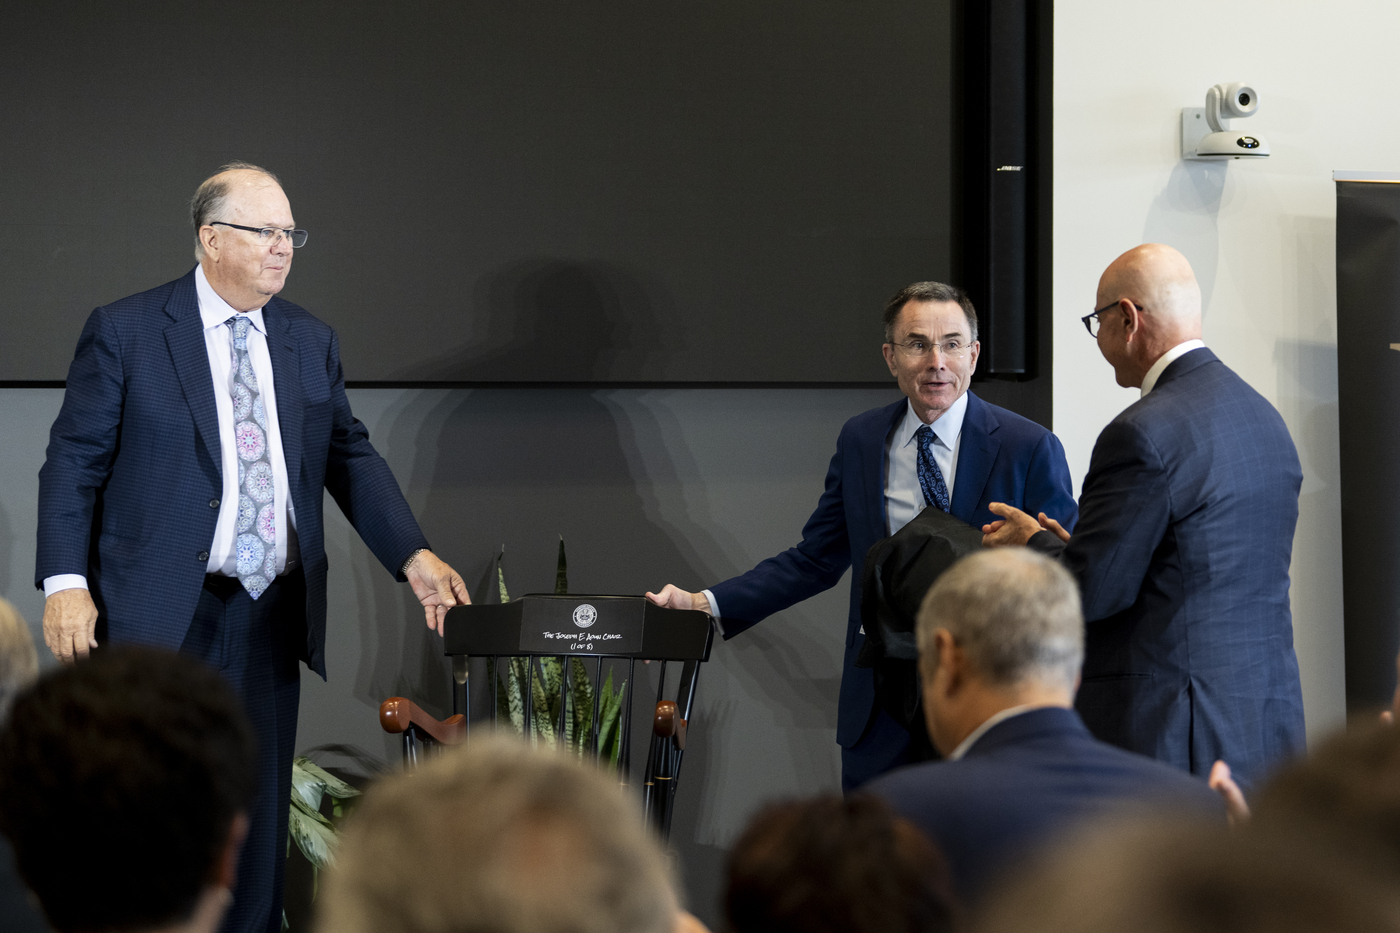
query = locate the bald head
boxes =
[1099,244,1202,339]
[1093,244,1203,388]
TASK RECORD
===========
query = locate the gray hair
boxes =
[0,598,38,723]
[883,281,979,344]
[916,548,1083,691]
[315,734,677,933]
[189,162,282,261]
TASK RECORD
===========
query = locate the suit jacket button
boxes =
[208,498,220,509]
[197,551,209,562]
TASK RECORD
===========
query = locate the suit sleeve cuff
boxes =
[701,588,721,620]
[44,574,89,598]
[1026,530,1065,557]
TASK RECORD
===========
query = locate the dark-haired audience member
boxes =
[0,647,257,933]
[725,794,957,933]
[974,818,1400,933]
[0,598,43,933]
[316,734,699,933]
[869,549,1220,901]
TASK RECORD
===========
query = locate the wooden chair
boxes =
[380,594,713,840]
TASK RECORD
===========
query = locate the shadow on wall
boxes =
[337,273,861,919]
[392,258,682,382]
[1142,159,1228,316]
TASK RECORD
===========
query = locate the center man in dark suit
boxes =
[648,282,1077,788]
[35,164,471,933]
[984,243,1307,794]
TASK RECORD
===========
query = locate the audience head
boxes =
[974,817,1400,933]
[1093,243,1203,388]
[315,734,678,933]
[725,794,956,933]
[917,548,1083,755]
[0,647,256,933]
[0,597,38,722]
[1253,720,1400,870]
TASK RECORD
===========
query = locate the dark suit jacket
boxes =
[1029,348,1305,793]
[869,707,1222,902]
[35,269,429,676]
[710,393,1077,747]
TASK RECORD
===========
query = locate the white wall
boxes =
[1053,0,1400,739]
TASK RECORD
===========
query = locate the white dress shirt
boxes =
[44,265,299,597]
[1140,339,1205,397]
[947,704,1039,760]
[703,392,968,622]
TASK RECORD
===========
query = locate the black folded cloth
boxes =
[856,506,984,762]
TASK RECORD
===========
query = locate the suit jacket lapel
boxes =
[265,300,303,502]
[865,399,908,540]
[950,392,1000,519]
[163,271,222,471]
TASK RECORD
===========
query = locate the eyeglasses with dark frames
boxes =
[209,222,308,249]
[1081,300,1141,337]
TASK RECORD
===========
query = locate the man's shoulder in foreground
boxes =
[868,708,1220,896]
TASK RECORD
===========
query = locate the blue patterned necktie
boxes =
[915,424,951,513]
[227,315,276,599]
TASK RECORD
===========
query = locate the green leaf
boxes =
[555,536,568,595]
[294,757,361,801]
[288,799,338,872]
[595,671,627,766]
[496,545,510,604]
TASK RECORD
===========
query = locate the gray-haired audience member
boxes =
[974,818,1400,933]
[0,647,256,933]
[0,599,43,933]
[869,548,1220,901]
[0,598,37,722]
[315,735,696,933]
[725,794,957,933]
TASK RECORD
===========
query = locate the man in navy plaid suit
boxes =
[984,243,1307,797]
[35,163,470,933]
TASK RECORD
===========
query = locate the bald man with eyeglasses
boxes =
[35,163,469,933]
[983,243,1306,797]
[647,281,1077,789]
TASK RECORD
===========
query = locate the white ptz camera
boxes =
[1181,82,1270,160]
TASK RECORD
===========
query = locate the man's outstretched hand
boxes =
[645,585,710,615]
[1209,759,1251,828]
[982,502,1047,547]
[43,587,99,664]
[405,550,471,636]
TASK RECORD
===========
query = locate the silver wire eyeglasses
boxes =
[889,338,971,359]
[210,222,309,248]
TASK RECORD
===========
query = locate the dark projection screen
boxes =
[1,1,955,383]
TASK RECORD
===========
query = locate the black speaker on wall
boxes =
[961,0,1046,378]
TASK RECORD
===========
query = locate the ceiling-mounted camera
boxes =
[1181,82,1270,161]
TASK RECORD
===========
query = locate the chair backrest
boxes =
[383,594,713,840]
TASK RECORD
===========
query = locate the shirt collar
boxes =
[1140,339,1205,397]
[196,264,267,335]
[946,704,1039,760]
[895,390,970,452]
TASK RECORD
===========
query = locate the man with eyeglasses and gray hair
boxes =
[35,163,470,933]
[648,281,1077,789]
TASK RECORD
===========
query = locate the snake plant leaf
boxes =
[530,661,557,746]
[555,536,568,595]
[496,545,509,604]
[596,670,627,765]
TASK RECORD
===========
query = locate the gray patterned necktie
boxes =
[227,315,276,599]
